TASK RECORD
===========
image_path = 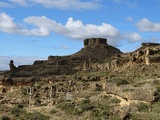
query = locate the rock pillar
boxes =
[9,60,16,70]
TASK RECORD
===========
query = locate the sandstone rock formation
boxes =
[4,38,122,79]
[84,38,107,48]
[141,42,160,47]
[105,81,157,105]
[9,60,16,70]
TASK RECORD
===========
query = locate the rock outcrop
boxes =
[84,38,107,48]
[105,82,156,102]
[141,42,160,47]
[3,38,122,79]
[1,39,160,86]
[9,60,16,70]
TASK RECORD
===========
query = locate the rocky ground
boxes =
[0,38,160,120]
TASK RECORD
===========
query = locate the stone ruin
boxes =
[84,38,107,48]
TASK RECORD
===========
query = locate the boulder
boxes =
[106,82,156,102]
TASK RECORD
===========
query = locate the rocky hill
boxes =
[0,38,160,120]
[3,38,122,78]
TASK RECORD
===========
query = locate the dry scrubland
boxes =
[1,38,160,120]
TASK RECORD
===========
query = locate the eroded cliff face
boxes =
[84,38,107,48]
[98,42,160,72]
[1,39,160,86]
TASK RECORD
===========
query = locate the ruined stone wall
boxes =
[84,38,107,48]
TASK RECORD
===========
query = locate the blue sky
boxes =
[0,0,160,70]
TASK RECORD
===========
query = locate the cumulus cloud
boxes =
[65,17,120,39]
[0,12,144,46]
[124,32,142,43]
[0,56,46,70]
[0,12,30,35]
[136,18,160,32]
[0,12,121,45]
[25,16,122,45]
[23,16,69,36]
[0,12,18,33]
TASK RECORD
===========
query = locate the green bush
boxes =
[1,116,10,120]
[154,86,160,101]
[101,110,110,118]
[21,87,27,95]
[49,109,57,114]
[110,98,121,104]
[57,101,79,115]
[137,103,149,112]
[90,108,110,120]
[116,79,129,87]
[95,84,103,91]
[25,112,49,120]
[65,106,79,115]
[11,106,21,115]
[11,104,26,118]
[57,101,73,110]
[90,108,102,119]
[79,98,93,112]
[17,104,24,109]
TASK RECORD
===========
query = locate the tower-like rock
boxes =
[9,60,16,70]
[84,38,107,48]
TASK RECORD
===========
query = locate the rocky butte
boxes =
[0,38,160,120]
[3,38,122,78]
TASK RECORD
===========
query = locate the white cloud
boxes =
[9,0,27,6]
[24,16,121,45]
[125,32,142,42]
[0,12,31,35]
[0,12,121,45]
[0,1,13,7]
[23,16,65,36]
[0,12,144,46]
[0,12,18,33]
[0,0,101,9]
[29,0,100,10]
[65,17,120,39]
[136,18,160,32]
[0,56,46,70]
